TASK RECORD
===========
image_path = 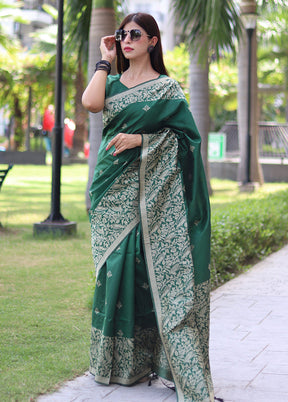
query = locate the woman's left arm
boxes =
[106,133,142,156]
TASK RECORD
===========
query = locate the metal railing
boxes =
[219,121,288,159]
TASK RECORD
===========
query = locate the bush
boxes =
[210,189,288,288]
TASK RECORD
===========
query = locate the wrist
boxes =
[101,55,113,64]
[136,134,142,146]
[95,60,111,74]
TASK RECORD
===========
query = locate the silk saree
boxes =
[89,75,214,401]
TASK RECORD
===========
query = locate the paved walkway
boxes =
[38,245,288,402]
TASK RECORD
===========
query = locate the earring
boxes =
[147,45,154,53]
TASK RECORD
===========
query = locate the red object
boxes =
[43,106,55,132]
[64,120,74,149]
[84,142,90,158]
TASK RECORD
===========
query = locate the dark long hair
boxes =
[116,13,169,76]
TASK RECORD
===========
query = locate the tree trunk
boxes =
[25,86,32,151]
[13,95,24,150]
[72,58,88,156]
[86,6,116,210]
[237,0,263,187]
[189,50,213,195]
[284,61,288,122]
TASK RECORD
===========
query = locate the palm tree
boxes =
[65,1,91,157]
[64,0,116,209]
[257,0,288,121]
[240,0,288,186]
[0,1,25,52]
[85,1,116,209]
[237,0,286,186]
[31,3,88,157]
[170,0,242,194]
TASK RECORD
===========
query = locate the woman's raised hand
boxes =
[106,133,142,156]
[100,35,117,63]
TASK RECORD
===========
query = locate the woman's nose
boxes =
[123,32,132,43]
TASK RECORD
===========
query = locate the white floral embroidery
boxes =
[139,132,213,401]
[103,77,185,127]
[90,160,140,277]
[90,326,161,385]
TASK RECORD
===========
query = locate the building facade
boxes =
[2,0,55,49]
[124,0,176,52]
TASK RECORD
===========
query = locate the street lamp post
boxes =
[33,0,76,236]
[242,12,257,185]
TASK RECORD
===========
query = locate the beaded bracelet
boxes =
[95,60,111,75]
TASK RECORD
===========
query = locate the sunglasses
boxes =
[115,29,151,42]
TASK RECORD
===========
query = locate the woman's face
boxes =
[120,21,154,60]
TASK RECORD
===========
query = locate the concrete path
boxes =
[38,245,288,402]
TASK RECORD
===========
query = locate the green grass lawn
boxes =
[1,164,288,401]
[0,164,92,402]
[210,178,288,210]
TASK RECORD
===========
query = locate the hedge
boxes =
[210,188,288,288]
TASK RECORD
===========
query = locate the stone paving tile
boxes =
[263,362,288,375]
[209,246,288,402]
[216,386,288,402]
[37,245,288,402]
[38,374,176,401]
[248,371,288,391]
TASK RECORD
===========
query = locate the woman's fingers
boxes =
[105,135,118,151]
[106,133,124,152]
[105,35,116,48]
[100,35,116,60]
[106,133,142,155]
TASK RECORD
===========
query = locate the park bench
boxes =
[0,164,13,192]
[0,164,13,227]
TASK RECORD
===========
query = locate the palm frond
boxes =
[65,0,92,59]
[171,0,242,62]
[42,4,58,20]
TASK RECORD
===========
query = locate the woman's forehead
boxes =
[123,21,143,31]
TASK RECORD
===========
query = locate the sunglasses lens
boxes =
[115,29,143,41]
[115,29,123,41]
[130,29,142,41]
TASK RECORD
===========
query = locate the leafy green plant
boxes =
[164,43,190,100]
[164,44,238,130]
[210,189,288,288]
[262,144,286,154]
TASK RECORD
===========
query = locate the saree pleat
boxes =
[90,223,164,385]
[89,75,214,401]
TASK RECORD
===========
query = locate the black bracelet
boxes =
[95,60,111,74]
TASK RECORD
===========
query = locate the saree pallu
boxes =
[89,75,214,402]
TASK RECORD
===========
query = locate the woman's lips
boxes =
[124,47,133,52]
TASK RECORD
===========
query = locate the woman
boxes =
[82,12,214,402]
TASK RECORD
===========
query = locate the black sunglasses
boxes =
[115,29,151,42]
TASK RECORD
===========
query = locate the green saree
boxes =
[89,75,214,401]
